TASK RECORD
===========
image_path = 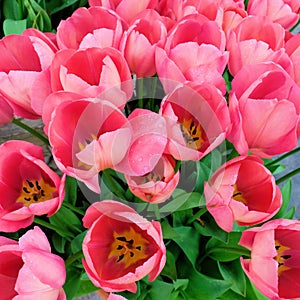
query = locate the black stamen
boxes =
[130,252,134,257]
[275,245,280,250]
[33,194,39,202]
[233,192,242,197]
[281,255,291,260]
[116,236,127,242]
[117,254,124,262]
[26,180,34,188]
[35,181,41,190]
[189,121,195,131]
[24,197,31,201]
[192,126,197,135]
[23,187,30,193]
[136,246,142,250]
[193,137,199,141]
[127,239,134,245]
[117,245,123,250]
[41,190,45,197]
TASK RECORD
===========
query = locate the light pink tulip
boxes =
[119,9,168,77]
[0,95,13,126]
[0,141,65,232]
[156,15,228,94]
[50,47,133,109]
[57,6,126,50]
[108,294,127,300]
[285,33,300,88]
[82,200,166,293]
[247,0,300,29]
[0,226,66,300]
[125,154,179,203]
[204,156,282,232]
[160,82,231,161]
[88,0,158,24]
[114,108,167,176]
[239,219,300,299]
[228,62,300,157]
[49,99,131,193]
[0,31,57,118]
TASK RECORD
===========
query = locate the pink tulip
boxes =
[114,108,167,176]
[0,141,65,232]
[159,82,231,161]
[0,95,13,126]
[82,200,166,293]
[228,62,300,157]
[49,99,131,193]
[125,154,179,203]
[226,16,289,75]
[204,156,282,232]
[88,0,158,24]
[108,294,127,300]
[285,33,300,88]
[239,219,300,299]
[0,226,66,300]
[119,9,168,77]
[50,47,133,109]
[0,31,57,119]
[57,6,126,50]
[156,15,228,94]
[247,0,300,29]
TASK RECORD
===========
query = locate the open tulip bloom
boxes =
[0,0,300,299]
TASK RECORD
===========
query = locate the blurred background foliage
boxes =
[0,0,88,37]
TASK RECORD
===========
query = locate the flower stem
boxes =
[137,77,144,108]
[12,118,50,145]
[266,147,300,167]
[65,250,84,267]
[187,207,207,224]
[276,167,300,185]
[63,202,85,216]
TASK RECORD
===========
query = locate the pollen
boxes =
[16,178,57,207]
[274,240,291,276]
[108,227,149,269]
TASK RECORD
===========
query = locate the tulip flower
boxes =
[247,0,300,29]
[57,6,126,50]
[88,0,158,24]
[0,226,66,300]
[204,156,282,232]
[50,47,133,109]
[285,33,300,88]
[125,154,180,203]
[160,82,231,161]
[239,219,300,299]
[82,200,166,293]
[0,31,57,118]
[49,99,131,193]
[228,62,300,158]
[0,141,65,232]
[0,96,13,126]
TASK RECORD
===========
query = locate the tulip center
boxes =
[109,227,149,269]
[274,240,291,276]
[16,179,57,207]
[232,184,247,204]
[180,118,205,150]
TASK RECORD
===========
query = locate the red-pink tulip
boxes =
[88,0,158,24]
[0,31,57,118]
[57,6,126,50]
[0,141,65,232]
[50,47,133,108]
[156,15,228,94]
[119,9,168,77]
[82,200,166,293]
[49,99,131,193]
[247,0,300,29]
[239,219,300,299]
[0,226,66,300]
[204,156,282,232]
[160,82,231,161]
[228,62,300,158]
[125,154,179,203]
[0,95,13,126]
[285,33,300,88]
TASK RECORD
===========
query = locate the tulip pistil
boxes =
[274,240,291,275]
[16,178,57,207]
[180,118,205,149]
[109,227,149,268]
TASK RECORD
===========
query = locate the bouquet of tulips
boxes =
[0,0,300,299]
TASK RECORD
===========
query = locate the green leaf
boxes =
[75,277,99,297]
[206,232,250,262]
[218,289,247,300]
[51,233,67,253]
[148,280,174,300]
[218,259,246,296]
[172,226,200,266]
[3,19,27,35]
[282,206,296,219]
[273,180,292,219]
[185,269,231,300]
[160,250,178,281]
[159,192,204,213]
[64,176,78,206]
[245,277,269,300]
[3,0,24,19]
[64,267,82,300]
[47,0,83,15]
[70,231,87,254]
